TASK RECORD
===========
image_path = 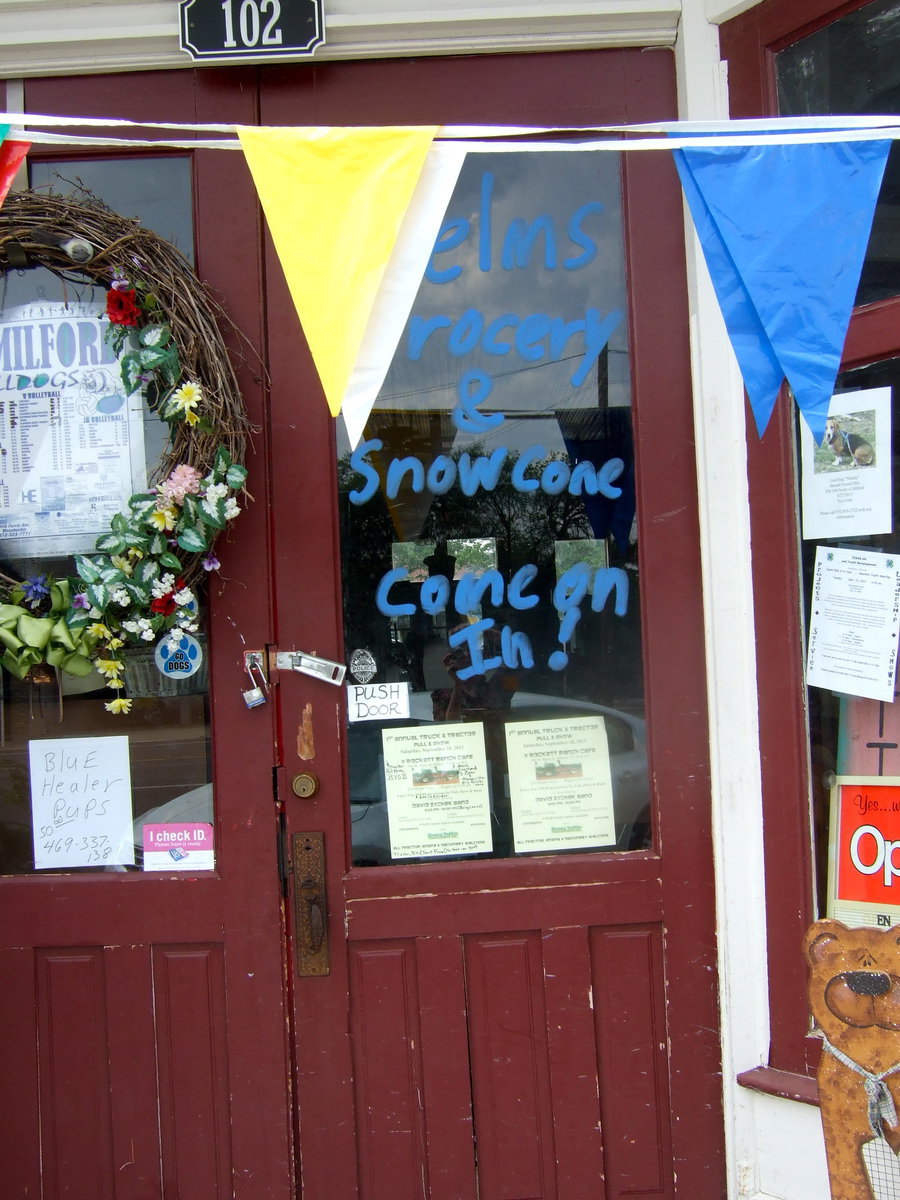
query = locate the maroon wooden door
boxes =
[0,72,294,1198]
[261,51,725,1200]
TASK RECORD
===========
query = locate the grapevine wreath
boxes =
[0,190,250,713]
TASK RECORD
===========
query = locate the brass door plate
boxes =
[292,832,329,976]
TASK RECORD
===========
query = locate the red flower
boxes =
[150,577,185,617]
[106,287,141,327]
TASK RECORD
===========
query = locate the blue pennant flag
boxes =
[673,137,891,441]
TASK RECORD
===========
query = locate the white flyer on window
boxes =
[505,716,616,852]
[806,547,900,703]
[29,735,134,870]
[800,388,892,540]
[0,302,149,557]
[381,722,492,858]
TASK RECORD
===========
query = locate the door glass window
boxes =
[339,150,650,866]
[801,358,900,914]
[0,158,213,876]
[775,0,900,306]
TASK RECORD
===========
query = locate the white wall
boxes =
[675,6,830,1197]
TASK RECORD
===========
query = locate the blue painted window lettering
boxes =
[346,156,634,680]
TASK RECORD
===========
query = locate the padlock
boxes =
[242,655,268,708]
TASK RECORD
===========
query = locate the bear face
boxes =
[806,920,900,1067]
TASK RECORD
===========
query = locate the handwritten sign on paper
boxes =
[29,735,134,870]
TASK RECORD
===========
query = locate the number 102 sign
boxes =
[179,0,324,62]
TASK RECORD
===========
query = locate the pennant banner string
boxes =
[3,111,900,152]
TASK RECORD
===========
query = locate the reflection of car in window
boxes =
[349,691,650,866]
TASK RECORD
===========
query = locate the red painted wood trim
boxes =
[737,1066,820,1107]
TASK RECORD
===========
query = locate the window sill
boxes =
[736,1066,819,1107]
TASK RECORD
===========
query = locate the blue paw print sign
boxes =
[154,633,203,680]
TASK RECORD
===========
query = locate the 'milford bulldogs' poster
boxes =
[0,302,152,557]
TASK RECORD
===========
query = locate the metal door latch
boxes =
[275,650,346,686]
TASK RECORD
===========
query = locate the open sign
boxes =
[829,777,900,927]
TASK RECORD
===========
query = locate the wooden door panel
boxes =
[346,921,672,1199]
[593,927,673,1199]
[464,932,559,1200]
[13,941,233,1200]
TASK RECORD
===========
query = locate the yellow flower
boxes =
[168,381,202,413]
[111,555,133,576]
[106,677,126,690]
[127,547,144,561]
[149,507,177,531]
[106,636,125,650]
[87,623,111,639]
[96,658,124,677]
[184,408,200,426]
[104,697,133,715]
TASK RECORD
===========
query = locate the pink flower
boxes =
[158,464,203,507]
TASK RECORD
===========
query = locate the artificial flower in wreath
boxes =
[0,190,251,713]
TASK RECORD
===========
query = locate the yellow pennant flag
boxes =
[238,124,439,418]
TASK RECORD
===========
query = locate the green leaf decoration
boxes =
[214,445,233,476]
[99,565,126,585]
[1,650,30,679]
[96,533,127,554]
[177,525,208,553]
[199,497,226,530]
[159,552,183,570]
[226,464,248,488]
[58,652,95,677]
[0,624,24,651]
[74,555,101,584]
[17,614,54,650]
[121,353,144,395]
[86,581,110,610]
[135,558,160,584]
[140,323,170,348]
[0,603,25,626]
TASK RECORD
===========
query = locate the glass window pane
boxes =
[775,0,900,305]
[800,357,900,912]
[29,157,195,263]
[0,158,213,876]
[339,150,650,866]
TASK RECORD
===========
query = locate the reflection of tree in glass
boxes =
[554,538,608,581]
[447,538,496,578]
[391,541,435,581]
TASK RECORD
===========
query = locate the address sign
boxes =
[179,0,324,62]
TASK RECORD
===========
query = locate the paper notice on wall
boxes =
[800,388,892,540]
[806,546,900,703]
[0,302,149,557]
[381,722,492,859]
[29,735,134,870]
[505,716,616,852]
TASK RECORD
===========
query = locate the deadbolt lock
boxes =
[291,772,320,799]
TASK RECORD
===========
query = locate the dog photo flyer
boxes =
[799,387,891,540]
[806,546,900,703]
